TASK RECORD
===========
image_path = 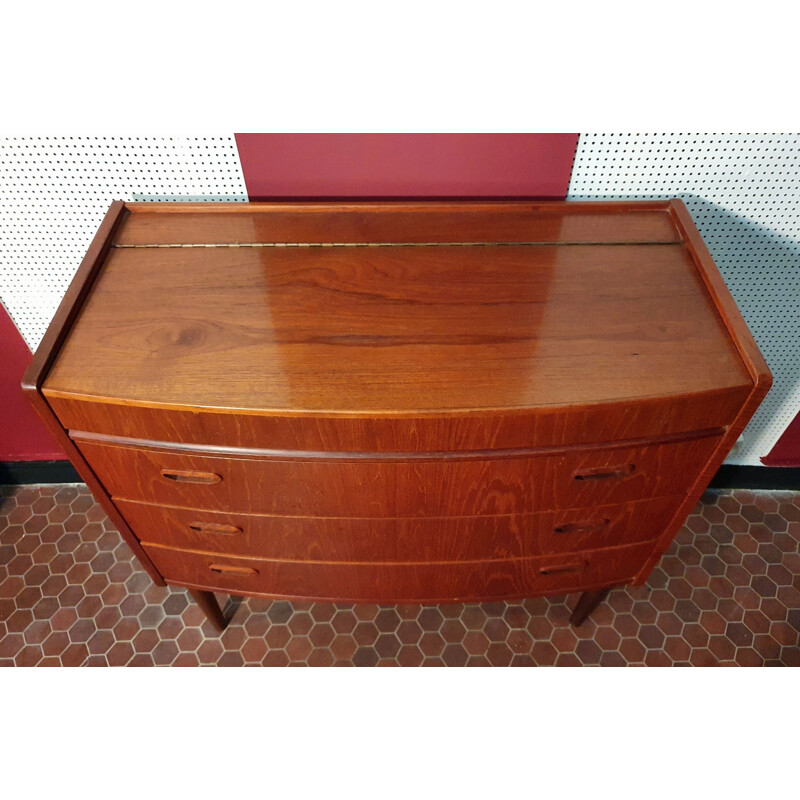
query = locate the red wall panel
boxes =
[0,304,63,460]
[762,414,800,466]
[235,133,579,199]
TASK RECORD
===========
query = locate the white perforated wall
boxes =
[0,136,247,350]
[2,135,797,465]
[568,133,800,465]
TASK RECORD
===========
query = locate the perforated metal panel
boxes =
[568,133,800,465]
[2,134,797,465]
[0,136,247,350]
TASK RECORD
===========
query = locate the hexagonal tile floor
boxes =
[1,484,798,666]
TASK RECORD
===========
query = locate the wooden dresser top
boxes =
[43,201,756,416]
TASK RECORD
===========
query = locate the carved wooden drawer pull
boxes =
[160,469,222,484]
[554,519,611,535]
[539,561,589,576]
[208,564,258,576]
[573,464,635,482]
[189,521,243,535]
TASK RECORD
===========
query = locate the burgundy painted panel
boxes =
[234,133,578,199]
[0,304,64,460]
[762,413,800,466]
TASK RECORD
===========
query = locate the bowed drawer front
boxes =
[73,433,722,517]
[23,200,771,629]
[140,540,658,604]
[114,495,685,561]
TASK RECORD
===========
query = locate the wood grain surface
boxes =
[49,388,747,452]
[25,200,772,617]
[117,495,680,561]
[75,435,722,517]
[142,539,656,603]
[44,240,749,415]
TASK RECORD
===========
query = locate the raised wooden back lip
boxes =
[122,199,675,214]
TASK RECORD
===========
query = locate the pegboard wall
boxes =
[0,136,247,350]
[1,134,798,465]
[568,133,800,465]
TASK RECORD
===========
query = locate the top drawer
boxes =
[74,433,722,518]
[49,391,744,452]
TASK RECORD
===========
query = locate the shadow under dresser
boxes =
[23,200,771,632]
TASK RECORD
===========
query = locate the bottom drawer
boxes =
[142,540,656,603]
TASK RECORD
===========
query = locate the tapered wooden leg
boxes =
[189,589,228,632]
[570,588,612,627]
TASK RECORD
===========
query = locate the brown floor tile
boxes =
[460,605,488,631]
[551,626,578,653]
[643,649,671,666]
[486,642,514,666]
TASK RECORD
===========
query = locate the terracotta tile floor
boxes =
[1,484,799,667]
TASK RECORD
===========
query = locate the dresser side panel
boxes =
[631,202,773,583]
[634,360,772,582]
[20,200,165,587]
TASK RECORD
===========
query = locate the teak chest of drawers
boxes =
[23,200,771,632]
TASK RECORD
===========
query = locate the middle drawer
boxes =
[76,434,720,517]
[117,495,681,561]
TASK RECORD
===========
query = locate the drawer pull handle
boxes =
[540,561,589,576]
[208,564,258,576]
[573,464,635,482]
[160,469,222,484]
[189,522,243,536]
[554,519,610,535]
